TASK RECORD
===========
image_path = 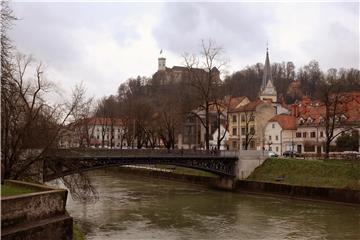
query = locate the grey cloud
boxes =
[9,2,148,65]
[153,2,359,70]
[153,3,273,58]
[302,19,359,70]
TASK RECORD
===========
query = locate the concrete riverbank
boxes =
[1,180,73,240]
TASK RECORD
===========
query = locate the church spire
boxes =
[262,45,272,91]
[259,45,277,102]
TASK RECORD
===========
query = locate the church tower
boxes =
[260,47,277,102]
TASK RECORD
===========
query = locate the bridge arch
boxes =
[43,154,237,182]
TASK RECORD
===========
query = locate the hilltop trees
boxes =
[224,59,360,104]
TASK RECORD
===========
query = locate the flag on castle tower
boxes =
[160,49,163,54]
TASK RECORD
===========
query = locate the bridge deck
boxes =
[43,149,238,181]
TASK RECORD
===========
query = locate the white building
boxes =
[209,125,229,150]
[59,117,127,149]
[264,114,297,155]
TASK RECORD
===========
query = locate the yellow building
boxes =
[228,99,276,150]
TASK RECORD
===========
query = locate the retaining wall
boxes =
[236,180,360,204]
[1,180,73,240]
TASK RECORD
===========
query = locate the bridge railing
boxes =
[47,148,239,158]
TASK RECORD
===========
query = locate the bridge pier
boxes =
[236,150,268,180]
[213,176,236,191]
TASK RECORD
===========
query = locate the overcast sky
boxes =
[9,1,359,100]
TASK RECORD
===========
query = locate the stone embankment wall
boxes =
[236,180,360,204]
[1,180,73,240]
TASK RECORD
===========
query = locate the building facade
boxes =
[264,114,297,155]
[59,117,127,149]
[264,92,360,156]
[291,92,360,154]
[228,99,276,150]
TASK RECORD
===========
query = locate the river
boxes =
[65,168,360,240]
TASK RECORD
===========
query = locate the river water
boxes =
[65,168,360,240]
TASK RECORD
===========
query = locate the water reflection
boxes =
[65,167,360,240]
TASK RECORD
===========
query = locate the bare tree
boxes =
[213,96,232,150]
[317,76,358,159]
[242,110,256,150]
[183,39,227,150]
[1,53,86,180]
[60,173,98,203]
[69,83,95,148]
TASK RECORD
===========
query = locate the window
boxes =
[275,135,279,141]
[303,132,307,138]
[310,132,316,138]
[250,141,255,149]
[232,141,237,149]
[276,146,279,152]
[320,131,324,138]
[97,135,99,139]
[241,114,245,122]
[250,127,255,134]
[272,123,275,129]
[241,127,246,136]
[250,115,255,121]
[232,127,237,135]
[296,132,301,138]
[232,115,237,123]
[304,145,315,152]
[298,118,304,125]
[269,135,272,141]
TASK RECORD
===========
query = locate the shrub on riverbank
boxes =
[247,158,360,190]
[73,224,85,240]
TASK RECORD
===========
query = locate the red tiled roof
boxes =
[269,114,297,130]
[231,99,265,112]
[293,91,360,125]
[194,96,248,113]
[227,96,247,110]
[81,117,123,126]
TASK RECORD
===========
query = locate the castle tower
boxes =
[158,57,166,71]
[158,50,166,71]
[260,47,277,102]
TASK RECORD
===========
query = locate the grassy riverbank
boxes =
[1,183,36,197]
[247,158,360,190]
